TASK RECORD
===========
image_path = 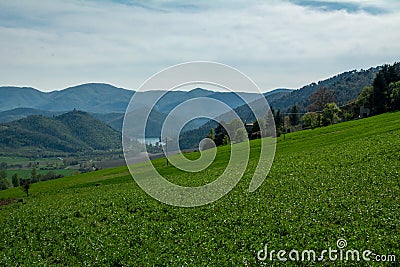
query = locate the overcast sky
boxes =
[1,0,399,92]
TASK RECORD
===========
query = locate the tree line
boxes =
[0,166,65,195]
[206,62,400,144]
[356,62,400,114]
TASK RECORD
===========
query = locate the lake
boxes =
[138,137,163,146]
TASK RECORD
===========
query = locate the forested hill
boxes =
[0,110,121,154]
[269,67,379,112]
[179,66,383,149]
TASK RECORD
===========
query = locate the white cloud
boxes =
[0,0,399,92]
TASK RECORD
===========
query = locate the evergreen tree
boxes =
[214,122,227,146]
[12,173,19,187]
[263,110,275,137]
[222,135,230,145]
[289,105,300,126]
[207,128,215,141]
[274,109,282,128]
[251,121,260,133]
[21,179,30,197]
[0,170,11,190]
[372,72,387,114]
[274,109,283,136]
[370,62,400,114]
[31,166,38,183]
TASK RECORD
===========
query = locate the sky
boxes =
[0,0,400,92]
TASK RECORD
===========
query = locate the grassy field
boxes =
[0,156,77,183]
[3,169,78,181]
[1,112,399,265]
[0,155,119,183]
[0,156,63,166]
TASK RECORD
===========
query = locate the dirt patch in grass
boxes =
[0,198,23,206]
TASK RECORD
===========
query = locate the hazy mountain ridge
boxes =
[0,87,50,111]
[0,84,267,114]
[0,65,375,122]
[0,83,135,113]
[0,85,282,133]
[0,84,269,118]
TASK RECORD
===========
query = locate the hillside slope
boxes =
[0,112,399,265]
[0,110,121,154]
[269,67,379,111]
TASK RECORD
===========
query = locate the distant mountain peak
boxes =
[189,87,211,92]
[58,83,133,93]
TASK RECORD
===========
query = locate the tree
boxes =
[372,72,387,114]
[21,179,30,197]
[308,88,335,112]
[369,63,400,114]
[42,171,57,181]
[356,85,373,108]
[343,110,355,121]
[283,116,291,133]
[302,112,320,129]
[263,110,276,137]
[389,81,400,110]
[222,135,230,145]
[289,105,300,126]
[273,109,283,136]
[214,122,227,146]
[322,103,341,125]
[226,119,243,135]
[233,128,248,143]
[251,121,260,133]
[31,166,38,183]
[0,170,11,190]
[12,173,19,187]
[207,128,215,141]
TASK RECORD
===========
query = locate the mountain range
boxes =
[0,64,383,153]
[0,84,288,133]
[0,83,272,114]
[0,65,379,121]
[0,84,133,114]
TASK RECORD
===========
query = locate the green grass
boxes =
[0,156,77,183]
[1,112,399,266]
[4,169,78,181]
[0,156,60,165]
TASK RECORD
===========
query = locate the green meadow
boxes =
[1,112,399,266]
